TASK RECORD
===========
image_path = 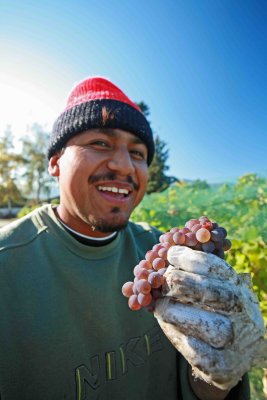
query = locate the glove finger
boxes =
[155,298,233,348]
[167,246,237,281]
[156,319,245,391]
[163,267,241,312]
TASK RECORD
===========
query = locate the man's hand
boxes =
[154,246,267,391]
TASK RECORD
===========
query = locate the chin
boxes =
[90,209,131,233]
[95,221,128,233]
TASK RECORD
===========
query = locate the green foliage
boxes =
[17,204,42,218]
[146,135,178,194]
[17,198,59,218]
[249,368,266,400]
[136,101,150,118]
[0,179,24,208]
[131,173,267,322]
[0,127,24,208]
[227,239,267,325]
[188,179,210,190]
[21,123,54,203]
[51,197,60,205]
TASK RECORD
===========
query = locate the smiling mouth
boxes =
[97,186,130,198]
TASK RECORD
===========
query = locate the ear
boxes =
[48,154,61,177]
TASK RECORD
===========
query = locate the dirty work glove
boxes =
[154,246,267,391]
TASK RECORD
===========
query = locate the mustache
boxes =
[89,172,139,191]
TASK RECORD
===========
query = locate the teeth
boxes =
[98,186,129,195]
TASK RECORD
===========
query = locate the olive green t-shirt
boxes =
[0,205,249,399]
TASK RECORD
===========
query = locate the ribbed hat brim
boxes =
[47,99,154,165]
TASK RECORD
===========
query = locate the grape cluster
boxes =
[122,216,231,311]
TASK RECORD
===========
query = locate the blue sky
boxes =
[1,0,266,182]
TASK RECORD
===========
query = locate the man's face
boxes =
[49,128,149,237]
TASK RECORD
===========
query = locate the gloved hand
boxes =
[154,245,267,391]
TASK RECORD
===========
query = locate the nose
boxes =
[107,147,135,176]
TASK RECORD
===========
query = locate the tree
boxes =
[0,127,24,212]
[136,101,150,118]
[188,179,210,190]
[21,124,54,204]
[135,101,178,194]
[146,135,178,194]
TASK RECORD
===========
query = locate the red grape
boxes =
[185,219,200,230]
[163,232,175,245]
[152,258,166,271]
[135,268,149,280]
[217,227,227,239]
[128,295,142,310]
[199,216,210,223]
[159,234,166,243]
[161,242,172,250]
[133,265,141,277]
[122,215,232,312]
[173,231,185,245]
[137,292,153,307]
[122,282,134,297]
[210,229,224,241]
[170,227,180,233]
[135,279,151,294]
[148,272,164,288]
[139,260,152,270]
[180,227,190,234]
[223,238,232,251]
[196,228,211,243]
[145,250,158,263]
[184,232,198,247]
[191,223,202,233]
[201,221,213,231]
[152,243,164,253]
[202,241,216,253]
[157,247,168,260]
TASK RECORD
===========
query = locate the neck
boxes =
[55,206,113,238]
[59,220,117,242]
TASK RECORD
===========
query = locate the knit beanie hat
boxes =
[47,77,154,165]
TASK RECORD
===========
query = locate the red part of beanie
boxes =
[64,77,141,113]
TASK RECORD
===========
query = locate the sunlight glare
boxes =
[0,75,61,140]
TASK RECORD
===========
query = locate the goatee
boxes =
[89,207,129,233]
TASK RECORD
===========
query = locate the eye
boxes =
[92,140,109,147]
[130,149,146,160]
[84,140,111,150]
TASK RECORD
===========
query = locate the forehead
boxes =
[67,128,146,146]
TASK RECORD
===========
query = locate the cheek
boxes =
[140,171,148,190]
[139,165,149,187]
[59,154,89,191]
[61,150,88,175]
[135,167,148,201]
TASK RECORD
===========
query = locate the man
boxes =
[0,77,264,399]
